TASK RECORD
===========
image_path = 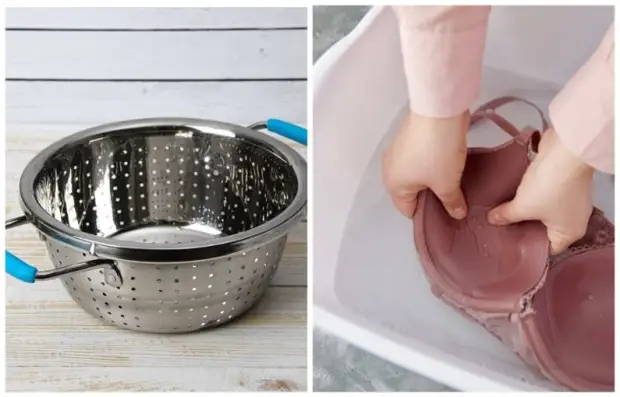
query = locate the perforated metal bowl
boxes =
[6,118,306,333]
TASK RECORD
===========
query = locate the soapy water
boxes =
[333,102,613,391]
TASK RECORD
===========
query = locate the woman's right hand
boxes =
[382,110,470,220]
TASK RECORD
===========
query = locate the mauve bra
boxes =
[413,97,614,391]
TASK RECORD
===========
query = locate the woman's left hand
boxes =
[488,128,595,254]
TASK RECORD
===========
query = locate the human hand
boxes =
[488,128,594,254]
[382,110,469,219]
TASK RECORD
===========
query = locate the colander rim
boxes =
[19,117,307,263]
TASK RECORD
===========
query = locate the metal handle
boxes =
[5,215,121,286]
[6,215,28,229]
[248,119,307,146]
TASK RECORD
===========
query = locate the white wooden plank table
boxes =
[6,7,307,392]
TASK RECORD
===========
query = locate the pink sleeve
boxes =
[549,24,614,174]
[392,6,491,118]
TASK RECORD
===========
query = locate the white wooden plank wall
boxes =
[7,31,306,79]
[6,82,306,126]
[5,7,308,392]
[6,7,307,145]
[6,7,307,29]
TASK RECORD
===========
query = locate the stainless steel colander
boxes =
[6,117,306,333]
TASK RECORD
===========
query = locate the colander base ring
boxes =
[62,282,270,334]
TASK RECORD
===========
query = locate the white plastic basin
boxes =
[313,6,614,392]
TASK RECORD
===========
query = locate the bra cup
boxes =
[460,139,529,206]
[416,137,548,307]
[522,246,614,390]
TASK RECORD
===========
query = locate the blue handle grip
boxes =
[6,251,37,283]
[266,119,307,146]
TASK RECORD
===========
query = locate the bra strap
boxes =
[469,96,549,137]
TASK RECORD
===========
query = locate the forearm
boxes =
[392,6,491,118]
[549,23,614,174]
